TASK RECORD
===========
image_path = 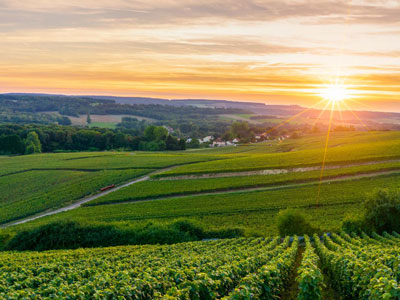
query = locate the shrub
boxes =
[5,220,243,251]
[341,189,400,234]
[363,189,400,233]
[0,231,12,250]
[341,214,367,235]
[276,209,316,236]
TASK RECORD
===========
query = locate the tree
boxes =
[165,135,179,150]
[276,209,317,236]
[58,116,72,126]
[25,131,42,154]
[86,112,91,125]
[230,121,254,143]
[144,125,168,141]
[0,134,25,154]
[178,139,186,150]
[187,138,200,149]
[364,189,400,233]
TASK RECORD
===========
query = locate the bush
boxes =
[5,220,244,251]
[0,231,12,250]
[276,209,317,236]
[341,189,400,234]
[342,214,367,235]
[364,189,400,233]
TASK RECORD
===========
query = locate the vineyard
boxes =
[1,232,400,299]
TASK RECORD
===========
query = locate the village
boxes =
[186,133,290,148]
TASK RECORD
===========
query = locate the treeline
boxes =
[119,117,233,141]
[0,124,185,155]
[0,94,245,120]
[0,110,71,125]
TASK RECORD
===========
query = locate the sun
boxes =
[320,83,348,104]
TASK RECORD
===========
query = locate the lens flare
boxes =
[320,83,348,104]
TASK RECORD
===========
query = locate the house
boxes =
[200,136,214,143]
[162,125,174,134]
[232,138,240,144]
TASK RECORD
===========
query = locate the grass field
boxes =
[0,169,152,224]
[88,121,117,129]
[11,172,400,235]
[163,131,400,176]
[2,131,400,236]
[2,130,400,298]
[87,162,400,206]
[0,152,222,224]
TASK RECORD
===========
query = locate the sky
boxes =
[0,0,399,112]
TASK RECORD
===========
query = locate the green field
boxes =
[0,169,151,224]
[0,152,221,224]
[11,173,400,235]
[161,133,400,176]
[88,121,117,129]
[1,130,400,298]
[2,130,400,235]
[87,161,400,206]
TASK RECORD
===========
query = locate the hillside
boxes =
[1,130,400,299]
[1,131,400,236]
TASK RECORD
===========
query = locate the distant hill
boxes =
[3,93,400,125]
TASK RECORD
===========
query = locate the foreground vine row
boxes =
[1,233,400,299]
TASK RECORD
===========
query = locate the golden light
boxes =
[319,83,348,104]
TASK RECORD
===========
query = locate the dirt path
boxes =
[280,245,304,300]
[0,167,175,229]
[98,169,400,207]
[156,158,400,180]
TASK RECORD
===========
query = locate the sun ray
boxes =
[337,101,345,127]
[312,101,332,129]
[341,101,370,130]
[265,99,326,135]
[316,100,336,207]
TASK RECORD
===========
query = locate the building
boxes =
[162,125,174,134]
[200,136,214,143]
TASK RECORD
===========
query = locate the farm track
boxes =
[0,167,176,228]
[3,162,400,229]
[156,158,400,180]
[92,169,400,208]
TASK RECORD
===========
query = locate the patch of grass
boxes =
[88,122,117,129]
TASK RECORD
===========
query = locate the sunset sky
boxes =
[1,0,399,111]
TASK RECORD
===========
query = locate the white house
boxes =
[200,136,214,143]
